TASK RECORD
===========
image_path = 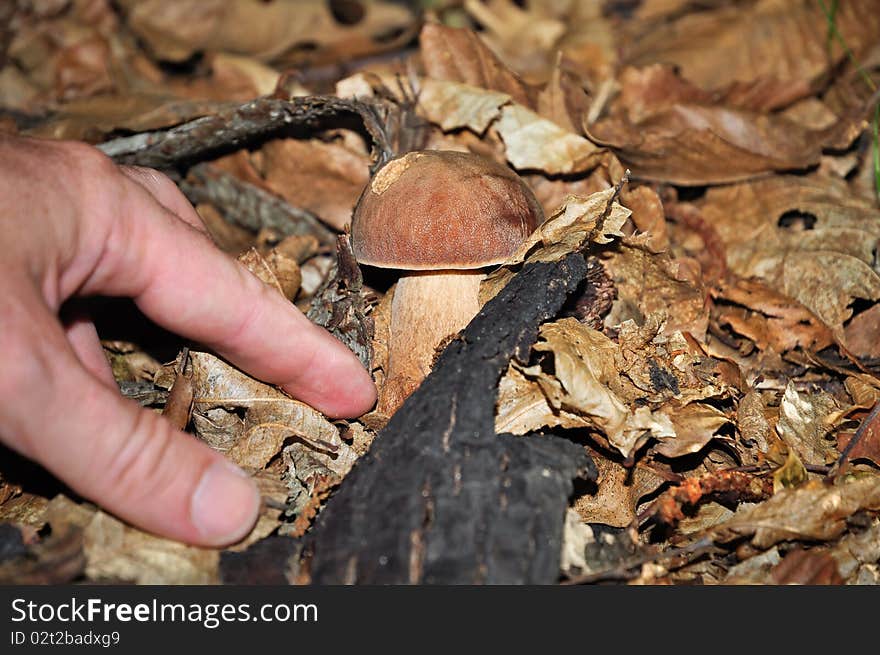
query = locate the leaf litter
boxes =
[1,0,880,585]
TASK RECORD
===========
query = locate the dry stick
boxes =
[98,95,395,173]
[827,401,880,479]
[561,537,717,585]
[179,163,337,247]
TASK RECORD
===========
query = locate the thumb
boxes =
[3,291,260,546]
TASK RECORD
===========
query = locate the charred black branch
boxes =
[306,253,596,584]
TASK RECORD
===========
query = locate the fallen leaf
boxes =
[189,351,348,470]
[497,102,604,175]
[835,406,880,469]
[418,78,510,134]
[419,22,534,107]
[572,455,665,528]
[590,103,842,185]
[119,0,416,66]
[84,511,219,584]
[698,175,880,340]
[714,476,880,548]
[776,382,841,467]
[257,138,370,232]
[621,0,880,106]
[769,547,844,584]
[602,242,709,342]
[481,186,629,303]
[655,403,730,459]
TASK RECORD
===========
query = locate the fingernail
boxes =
[191,460,260,546]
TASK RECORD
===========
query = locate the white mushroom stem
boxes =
[378,270,484,416]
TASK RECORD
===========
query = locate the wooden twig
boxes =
[179,163,336,246]
[98,96,395,173]
[828,402,880,479]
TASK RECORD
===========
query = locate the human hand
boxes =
[0,134,376,546]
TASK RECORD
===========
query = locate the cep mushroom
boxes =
[351,150,544,415]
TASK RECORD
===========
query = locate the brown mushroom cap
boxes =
[350,150,544,270]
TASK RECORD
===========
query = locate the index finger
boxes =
[82,169,376,419]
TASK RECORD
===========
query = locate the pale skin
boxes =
[0,134,377,546]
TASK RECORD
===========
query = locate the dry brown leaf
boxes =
[189,351,349,471]
[535,60,591,134]
[590,103,840,185]
[481,187,629,303]
[844,304,880,359]
[714,475,880,548]
[622,0,880,106]
[835,407,880,469]
[495,320,675,458]
[237,246,301,301]
[602,242,708,341]
[775,382,841,467]
[257,138,370,232]
[419,21,534,107]
[736,390,776,459]
[620,185,669,253]
[655,403,730,459]
[712,277,836,354]
[769,547,844,585]
[699,175,880,341]
[119,0,416,65]
[84,511,219,584]
[572,455,666,528]
[418,78,510,134]
[497,102,605,175]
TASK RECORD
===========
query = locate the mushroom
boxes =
[351,150,544,415]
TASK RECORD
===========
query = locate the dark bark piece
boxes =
[306,253,595,584]
[98,96,394,173]
[220,536,301,585]
[180,163,337,246]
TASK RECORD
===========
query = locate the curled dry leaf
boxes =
[414,77,604,176]
[496,317,737,458]
[497,103,605,175]
[712,277,836,355]
[189,351,347,471]
[603,242,708,341]
[418,78,510,134]
[713,475,880,549]
[481,187,629,303]
[572,454,667,529]
[590,103,839,186]
[237,246,301,301]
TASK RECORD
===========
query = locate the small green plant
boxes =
[819,0,880,201]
